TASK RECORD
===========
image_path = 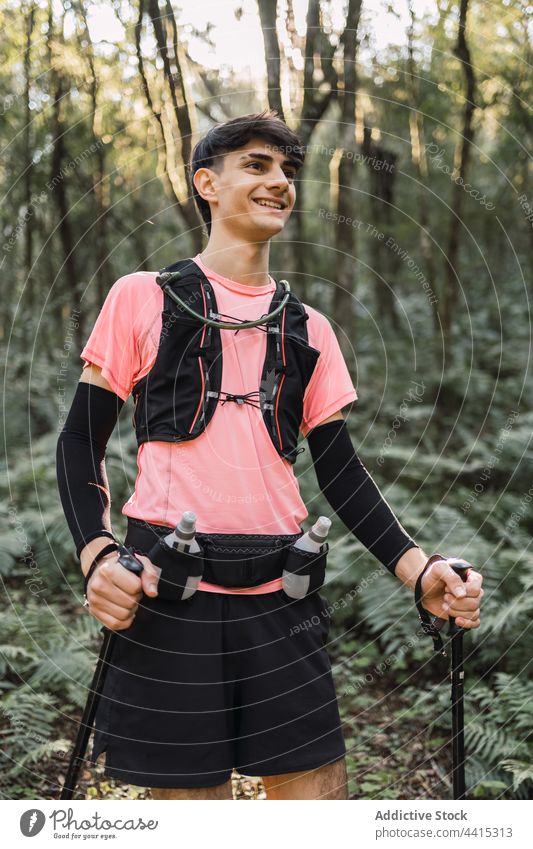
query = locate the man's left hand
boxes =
[421,557,484,629]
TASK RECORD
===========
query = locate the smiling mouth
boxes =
[252,199,286,211]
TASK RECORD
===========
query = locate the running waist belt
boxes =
[127,517,302,588]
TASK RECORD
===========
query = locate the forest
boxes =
[0,0,532,800]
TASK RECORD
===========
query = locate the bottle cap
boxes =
[314,516,331,537]
[308,516,331,544]
[177,511,197,537]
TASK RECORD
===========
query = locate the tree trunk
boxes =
[23,2,36,313]
[407,1,438,332]
[441,0,476,339]
[76,1,112,305]
[331,0,363,359]
[138,0,202,250]
[361,127,399,329]
[257,0,284,119]
[45,0,64,343]
[49,53,85,349]
[299,0,338,148]
[257,0,339,284]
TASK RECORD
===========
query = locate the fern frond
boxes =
[501,760,533,792]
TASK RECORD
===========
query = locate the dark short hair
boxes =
[189,109,305,234]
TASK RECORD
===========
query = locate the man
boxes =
[57,110,483,801]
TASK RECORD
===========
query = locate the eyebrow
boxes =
[238,152,300,171]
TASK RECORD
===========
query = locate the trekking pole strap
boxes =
[83,542,121,604]
[414,553,448,656]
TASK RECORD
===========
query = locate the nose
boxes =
[265,164,291,191]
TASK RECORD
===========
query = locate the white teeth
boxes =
[254,199,283,209]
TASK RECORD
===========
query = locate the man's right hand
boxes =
[83,546,161,631]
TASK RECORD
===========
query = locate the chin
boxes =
[247,219,286,240]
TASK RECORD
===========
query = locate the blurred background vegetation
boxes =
[0,0,531,800]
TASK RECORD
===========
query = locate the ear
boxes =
[193,166,218,208]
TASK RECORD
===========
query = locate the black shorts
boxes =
[90,519,346,788]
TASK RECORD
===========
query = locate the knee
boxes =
[263,759,348,800]
[151,780,233,800]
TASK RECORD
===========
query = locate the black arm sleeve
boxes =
[307,419,418,575]
[56,381,124,558]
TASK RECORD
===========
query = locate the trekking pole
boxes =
[60,546,143,800]
[448,560,471,801]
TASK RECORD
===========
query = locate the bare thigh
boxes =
[151,779,233,800]
[262,758,348,800]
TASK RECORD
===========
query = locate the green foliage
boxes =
[0,603,101,799]
[0,687,66,793]
[402,672,533,799]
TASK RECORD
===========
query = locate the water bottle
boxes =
[295,516,331,553]
[163,511,202,555]
[159,511,202,599]
[282,516,331,599]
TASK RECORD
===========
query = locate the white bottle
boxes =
[283,516,331,599]
[294,516,331,552]
[163,511,202,599]
[164,511,202,553]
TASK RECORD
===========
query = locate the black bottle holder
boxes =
[281,542,328,600]
[147,536,205,602]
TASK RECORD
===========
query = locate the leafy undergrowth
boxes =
[331,633,532,801]
[335,657,451,800]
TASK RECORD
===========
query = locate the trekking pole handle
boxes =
[450,559,471,583]
[449,559,471,635]
[116,545,144,576]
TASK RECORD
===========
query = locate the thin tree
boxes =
[361,124,399,330]
[258,0,284,120]
[73,0,112,307]
[441,0,476,338]
[406,0,437,331]
[48,4,85,348]
[330,0,363,349]
[136,0,202,249]
[22,1,37,312]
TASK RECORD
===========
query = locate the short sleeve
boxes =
[301,306,358,437]
[80,272,162,401]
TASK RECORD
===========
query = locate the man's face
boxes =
[196,138,299,239]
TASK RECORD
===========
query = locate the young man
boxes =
[57,111,483,801]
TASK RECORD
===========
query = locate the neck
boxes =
[199,233,272,287]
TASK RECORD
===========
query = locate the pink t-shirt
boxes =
[81,255,357,593]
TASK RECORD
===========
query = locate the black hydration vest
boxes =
[131,258,321,464]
